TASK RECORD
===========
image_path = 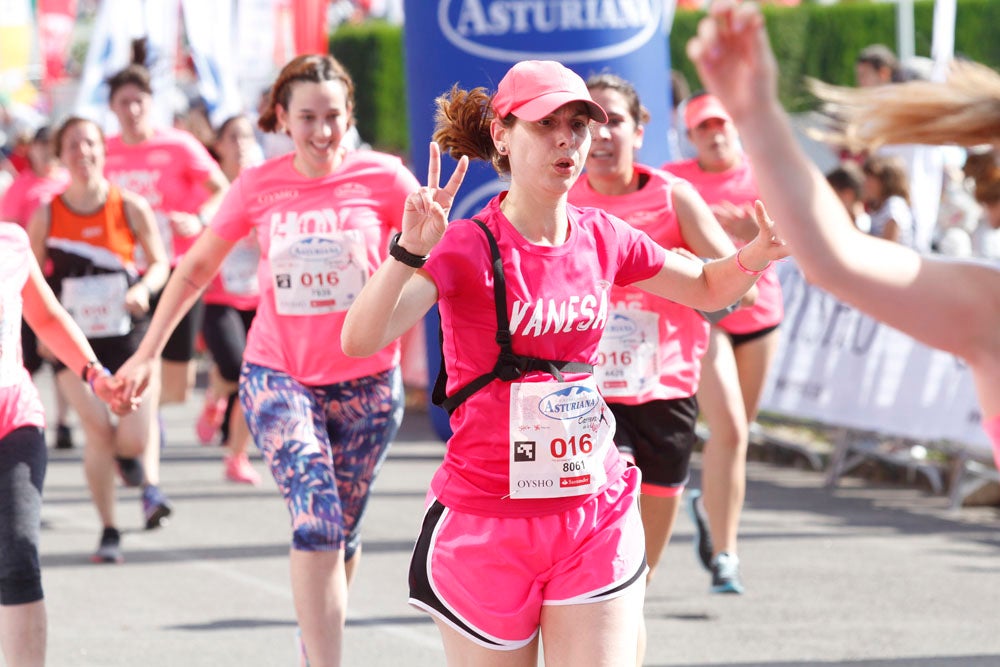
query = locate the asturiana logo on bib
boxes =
[290,237,345,259]
[539,385,600,420]
[437,0,661,63]
[604,312,638,339]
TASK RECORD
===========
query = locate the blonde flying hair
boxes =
[811,60,1000,150]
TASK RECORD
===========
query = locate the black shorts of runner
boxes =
[150,284,204,363]
[609,395,699,490]
[202,305,256,383]
[727,323,780,348]
[51,318,149,376]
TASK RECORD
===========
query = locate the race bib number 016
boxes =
[594,309,659,397]
[270,231,367,316]
[508,378,615,499]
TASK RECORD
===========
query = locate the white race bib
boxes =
[0,291,21,387]
[595,308,660,397]
[509,378,614,499]
[60,274,131,338]
[270,231,367,316]
[220,236,260,296]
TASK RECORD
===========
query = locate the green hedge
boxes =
[332,0,1000,153]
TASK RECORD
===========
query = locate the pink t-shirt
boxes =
[0,168,69,228]
[569,165,710,402]
[663,157,784,334]
[211,151,419,385]
[424,194,667,517]
[202,233,261,311]
[0,223,45,440]
[105,127,217,264]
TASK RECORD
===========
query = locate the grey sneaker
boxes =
[710,552,745,594]
[686,489,713,571]
[91,527,124,564]
[114,456,145,488]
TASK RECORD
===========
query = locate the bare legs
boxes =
[0,600,46,667]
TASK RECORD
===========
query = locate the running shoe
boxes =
[710,552,745,594]
[91,527,124,564]
[224,453,262,486]
[114,456,146,488]
[142,485,173,530]
[686,489,714,571]
[55,423,74,450]
[196,396,227,445]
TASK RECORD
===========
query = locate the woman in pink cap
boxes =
[686,1,1000,473]
[114,54,420,667]
[343,59,788,665]
[663,90,784,595]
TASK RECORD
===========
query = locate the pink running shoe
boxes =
[196,396,227,445]
[224,453,262,486]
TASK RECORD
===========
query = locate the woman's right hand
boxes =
[398,142,468,256]
[686,0,780,123]
[113,353,156,406]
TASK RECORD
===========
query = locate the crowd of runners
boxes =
[2,1,1000,666]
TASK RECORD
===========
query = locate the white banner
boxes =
[759,260,992,459]
[181,0,242,127]
[236,0,281,111]
[74,0,180,132]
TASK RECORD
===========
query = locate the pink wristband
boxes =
[735,247,768,276]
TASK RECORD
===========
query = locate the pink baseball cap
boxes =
[684,93,733,129]
[492,60,608,123]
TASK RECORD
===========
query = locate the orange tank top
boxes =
[48,185,135,266]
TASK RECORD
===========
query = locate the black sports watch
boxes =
[388,232,428,268]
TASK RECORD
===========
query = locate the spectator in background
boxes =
[862,155,916,247]
[826,162,871,233]
[855,44,903,87]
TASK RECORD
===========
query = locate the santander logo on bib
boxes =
[538,385,600,420]
[437,0,662,63]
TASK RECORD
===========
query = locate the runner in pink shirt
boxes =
[342,60,787,664]
[103,44,230,457]
[114,54,420,667]
[568,73,742,663]
[1,125,75,450]
[687,0,1000,476]
[0,222,134,667]
[194,115,263,486]
[663,92,784,594]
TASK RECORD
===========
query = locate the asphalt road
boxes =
[31,370,1000,667]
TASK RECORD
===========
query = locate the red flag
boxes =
[292,0,330,55]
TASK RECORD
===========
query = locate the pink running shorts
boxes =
[408,465,647,650]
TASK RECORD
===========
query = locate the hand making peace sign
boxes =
[398,142,469,257]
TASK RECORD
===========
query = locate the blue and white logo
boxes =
[437,0,662,63]
[604,312,638,339]
[290,237,344,260]
[538,385,600,420]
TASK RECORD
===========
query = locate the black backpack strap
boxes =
[434,218,593,416]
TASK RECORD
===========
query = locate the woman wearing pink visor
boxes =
[343,60,788,665]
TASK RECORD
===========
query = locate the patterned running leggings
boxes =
[239,362,403,559]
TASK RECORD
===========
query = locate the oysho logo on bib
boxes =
[437,0,662,63]
[538,385,600,420]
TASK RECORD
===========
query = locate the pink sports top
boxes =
[423,193,667,518]
[569,164,710,402]
[664,157,783,334]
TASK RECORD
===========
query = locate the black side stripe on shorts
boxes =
[408,500,504,648]
[586,554,648,601]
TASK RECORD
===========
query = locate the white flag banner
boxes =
[181,0,242,127]
[759,260,992,460]
[236,0,281,110]
[74,0,180,132]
